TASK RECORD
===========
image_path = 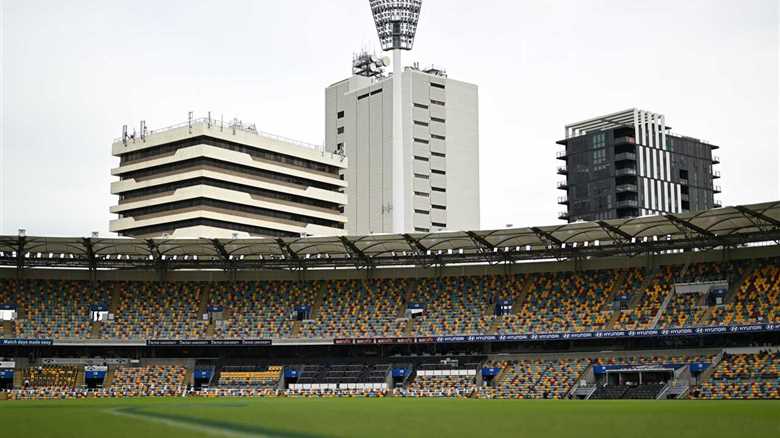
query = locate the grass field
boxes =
[0,397,778,438]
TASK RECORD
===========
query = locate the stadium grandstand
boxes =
[0,201,779,402]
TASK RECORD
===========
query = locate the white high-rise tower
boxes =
[369,0,423,233]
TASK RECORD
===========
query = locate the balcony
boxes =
[614,136,636,145]
[615,168,637,177]
[556,150,567,161]
[557,196,568,205]
[557,166,568,175]
[558,211,570,221]
[614,152,636,162]
[713,170,721,179]
[712,155,720,164]
[616,199,639,209]
[616,184,638,193]
[557,181,568,190]
[713,185,722,194]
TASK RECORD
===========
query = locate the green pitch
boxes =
[1,397,778,438]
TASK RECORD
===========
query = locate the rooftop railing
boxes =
[116,116,342,161]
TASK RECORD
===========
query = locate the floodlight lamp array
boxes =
[369,0,422,51]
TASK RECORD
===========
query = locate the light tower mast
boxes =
[369,0,422,233]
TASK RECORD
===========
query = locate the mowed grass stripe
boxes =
[110,405,325,438]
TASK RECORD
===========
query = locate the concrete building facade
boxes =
[110,117,348,238]
[325,65,480,234]
[556,108,721,222]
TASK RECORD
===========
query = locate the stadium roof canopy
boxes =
[1,201,779,271]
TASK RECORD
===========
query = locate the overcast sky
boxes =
[0,0,778,236]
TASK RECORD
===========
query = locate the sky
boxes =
[0,0,778,236]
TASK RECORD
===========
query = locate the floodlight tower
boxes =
[369,0,422,233]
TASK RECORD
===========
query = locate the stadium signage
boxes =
[146,339,272,346]
[329,323,780,346]
[0,339,52,346]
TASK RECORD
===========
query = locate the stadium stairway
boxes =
[75,368,85,388]
[310,283,325,320]
[488,317,501,335]
[0,320,10,337]
[291,320,302,337]
[696,350,725,383]
[89,322,101,339]
[397,278,419,318]
[511,279,533,315]
[198,285,209,316]
[184,363,195,387]
[109,284,121,315]
[725,263,754,305]
[604,270,629,329]
[403,318,415,337]
[103,368,114,387]
[13,367,22,389]
[649,289,675,329]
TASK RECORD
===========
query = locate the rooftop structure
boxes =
[110,113,348,239]
[556,108,721,222]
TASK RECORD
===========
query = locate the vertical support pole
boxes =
[392,48,405,233]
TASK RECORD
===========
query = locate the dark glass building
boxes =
[556,109,720,222]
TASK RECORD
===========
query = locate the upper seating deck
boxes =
[0,257,778,341]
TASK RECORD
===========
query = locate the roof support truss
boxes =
[276,239,302,269]
[339,237,372,268]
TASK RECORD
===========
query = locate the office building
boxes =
[325,60,480,234]
[556,108,721,222]
[110,115,348,238]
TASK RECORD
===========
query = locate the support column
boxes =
[392,48,405,233]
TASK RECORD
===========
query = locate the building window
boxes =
[431,83,445,89]
[370,89,382,95]
[414,103,429,109]
[431,117,445,123]
[337,127,344,134]
[414,227,430,232]
[432,187,446,192]
[414,138,430,144]
[431,151,446,158]
[414,209,429,215]
[414,191,429,197]
[414,120,429,127]
[357,93,369,100]
[591,133,606,165]
[593,148,606,165]
[431,222,446,228]
[337,110,344,119]
[432,204,446,210]
[431,99,445,106]
[431,169,446,175]
[414,173,429,180]
[414,155,429,162]
[431,134,446,140]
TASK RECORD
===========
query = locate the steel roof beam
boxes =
[466,231,495,250]
[530,227,562,246]
[664,214,716,239]
[82,238,97,272]
[339,236,373,268]
[596,221,633,242]
[735,206,780,228]
[276,239,302,265]
[403,234,428,254]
